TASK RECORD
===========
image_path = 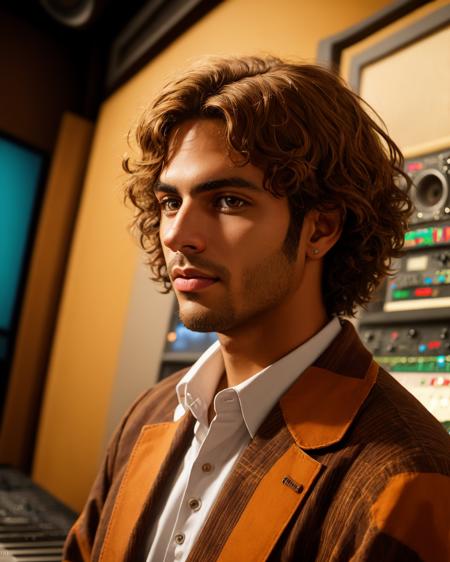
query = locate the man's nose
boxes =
[160,203,207,254]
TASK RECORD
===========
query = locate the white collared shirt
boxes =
[146,317,341,561]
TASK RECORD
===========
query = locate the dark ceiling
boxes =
[1,0,221,117]
[1,0,148,43]
[1,0,149,119]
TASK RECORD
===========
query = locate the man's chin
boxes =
[178,304,235,333]
[179,312,220,333]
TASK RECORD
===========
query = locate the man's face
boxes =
[157,119,307,334]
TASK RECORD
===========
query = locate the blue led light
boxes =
[418,344,427,353]
[424,277,433,284]
[437,356,446,364]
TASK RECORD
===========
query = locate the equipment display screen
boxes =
[165,320,217,353]
[0,135,44,354]
[404,225,450,249]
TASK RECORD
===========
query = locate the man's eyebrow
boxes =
[153,177,261,195]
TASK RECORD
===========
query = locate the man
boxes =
[64,56,450,562]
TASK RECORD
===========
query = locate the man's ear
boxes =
[302,209,342,259]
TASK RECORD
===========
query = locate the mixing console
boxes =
[360,323,450,428]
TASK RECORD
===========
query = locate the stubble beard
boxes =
[177,246,299,334]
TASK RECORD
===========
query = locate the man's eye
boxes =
[216,196,247,211]
[159,198,181,214]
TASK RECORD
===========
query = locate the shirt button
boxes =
[202,462,214,473]
[188,497,201,511]
[174,533,185,545]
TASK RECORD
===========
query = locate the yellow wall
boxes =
[32,0,393,512]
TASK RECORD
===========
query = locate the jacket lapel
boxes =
[98,411,194,562]
[216,440,322,562]
[281,360,378,450]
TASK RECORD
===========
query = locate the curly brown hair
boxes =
[123,55,412,317]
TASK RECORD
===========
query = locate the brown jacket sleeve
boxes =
[350,470,450,562]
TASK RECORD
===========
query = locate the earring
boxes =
[312,248,320,255]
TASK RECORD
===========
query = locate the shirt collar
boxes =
[175,317,341,437]
[174,340,223,426]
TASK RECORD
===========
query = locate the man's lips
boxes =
[171,268,219,292]
[173,277,218,291]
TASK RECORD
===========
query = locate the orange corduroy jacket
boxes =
[64,321,450,562]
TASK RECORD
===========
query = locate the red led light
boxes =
[415,288,433,297]
[428,341,442,350]
[445,227,450,241]
[407,162,424,172]
[434,228,442,243]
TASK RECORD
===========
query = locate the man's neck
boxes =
[217,303,329,388]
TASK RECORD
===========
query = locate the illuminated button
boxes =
[202,462,214,473]
[188,498,201,511]
[174,533,185,545]
[418,344,427,353]
[167,331,177,343]
[415,287,433,297]
[428,340,442,350]
[390,331,399,341]
[393,289,410,300]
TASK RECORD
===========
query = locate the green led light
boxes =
[405,228,433,246]
[375,355,450,373]
[392,289,411,299]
